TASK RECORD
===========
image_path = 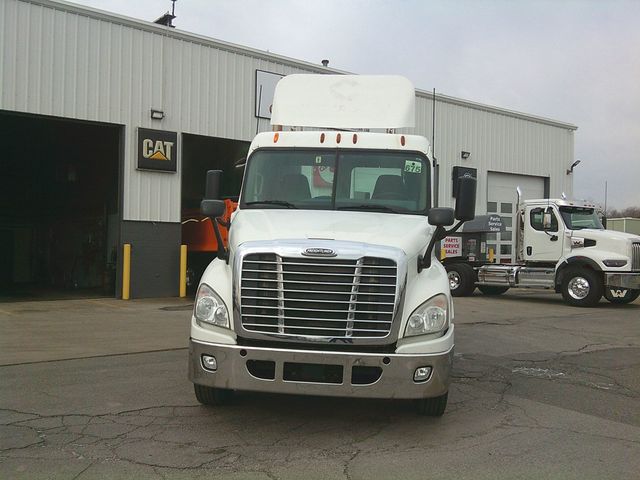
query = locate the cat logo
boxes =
[137,128,178,173]
[142,139,174,161]
[609,289,627,298]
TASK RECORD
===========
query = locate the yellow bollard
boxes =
[488,247,494,263]
[179,244,187,298]
[122,243,131,300]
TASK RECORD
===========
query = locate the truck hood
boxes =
[570,228,640,254]
[572,228,640,242]
[229,209,434,258]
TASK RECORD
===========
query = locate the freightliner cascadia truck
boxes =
[188,75,477,416]
[443,190,640,307]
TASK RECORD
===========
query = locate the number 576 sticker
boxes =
[404,160,422,173]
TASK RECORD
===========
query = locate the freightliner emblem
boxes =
[302,247,337,257]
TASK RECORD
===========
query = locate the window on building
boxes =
[501,202,513,214]
[487,201,497,213]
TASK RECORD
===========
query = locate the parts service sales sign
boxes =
[443,236,463,257]
[137,128,178,173]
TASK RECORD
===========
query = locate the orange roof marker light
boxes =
[273,132,280,143]
[352,133,358,144]
[320,133,325,143]
[401,135,406,146]
[336,133,342,144]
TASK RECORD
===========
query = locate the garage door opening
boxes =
[0,111,121,301]
[181,133,249,291]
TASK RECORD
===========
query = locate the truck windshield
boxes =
[559,206,603,230]
[240,149,430,214]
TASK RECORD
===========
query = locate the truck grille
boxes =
[240,254,397,339]
[633,242,640,271]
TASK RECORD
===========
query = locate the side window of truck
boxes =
[530,208,558,232]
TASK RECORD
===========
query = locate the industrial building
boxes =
[0,0,577,299]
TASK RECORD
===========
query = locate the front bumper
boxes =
[605,272,640,290]
[189,339,453,400]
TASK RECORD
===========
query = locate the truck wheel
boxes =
[477,285,510,295]
[445,264,476,297]
[415,392,448,416]
[560,267,603,307]
[604,288,640,305]
[194,384,234,406]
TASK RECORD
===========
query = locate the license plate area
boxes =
[283,362,343,384]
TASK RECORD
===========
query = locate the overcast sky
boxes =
[71,0,640,209]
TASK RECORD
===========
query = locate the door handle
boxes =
[527,246,532,255]
[550,235,558,242]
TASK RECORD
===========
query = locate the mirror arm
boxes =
[211,217,229,263]
[444,220,465,236]
[417,220,466,273]
[418,226,447,273]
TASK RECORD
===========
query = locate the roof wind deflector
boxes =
[270,75,416,131]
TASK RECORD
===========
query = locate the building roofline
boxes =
[33,0,577,131]
[415,89,577,131]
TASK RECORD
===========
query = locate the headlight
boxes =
[194,283,230,328]
[404,293,449,337]
[603,259,627,267]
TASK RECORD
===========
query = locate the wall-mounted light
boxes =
[461,151,471,160]
[150,109,165,120]
[566,159,581,174]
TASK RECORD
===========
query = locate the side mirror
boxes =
[542,206,553,230]
[201,199,226,218]
[201,170,225,218]
[204,170,222,200]
[428,207,455,227]
[455,176,477,221]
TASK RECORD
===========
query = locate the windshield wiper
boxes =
[244,200,297,209]
[337,204,402,214]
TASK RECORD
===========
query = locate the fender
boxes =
[555,256,602,290]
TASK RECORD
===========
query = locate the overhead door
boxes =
[486,172,546,263]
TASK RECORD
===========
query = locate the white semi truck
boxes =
[188,75,477,415]
[444,191,640,307]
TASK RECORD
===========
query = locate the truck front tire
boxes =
[415,392,448,416]
[560,267,603,307]
[194,384,234,406]
[604,288,640,305]
[445,264,476,297]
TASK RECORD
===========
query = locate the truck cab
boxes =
[445,195,640,306]
[188,75,476,415]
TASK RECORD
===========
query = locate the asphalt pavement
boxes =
[0,291,638,479]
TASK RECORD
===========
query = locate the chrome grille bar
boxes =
[633,242,640,271]
[240,253,397,339]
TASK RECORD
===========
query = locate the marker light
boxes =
[320,133,325,143]
[201,355,218,371]
[273,132,279,143]
[336,133,341,144]
[401,135,406,146]
[414,366,432,382]
[352,133,358,144]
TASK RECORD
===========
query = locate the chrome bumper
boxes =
[189,339,453,400]
[605,272,640,290]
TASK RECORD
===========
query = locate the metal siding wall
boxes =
[2,0,575,222]
[415,95,574,212]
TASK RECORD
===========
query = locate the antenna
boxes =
[432,88,439,207]
[431,88,436,160]
[153,0,177,27]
